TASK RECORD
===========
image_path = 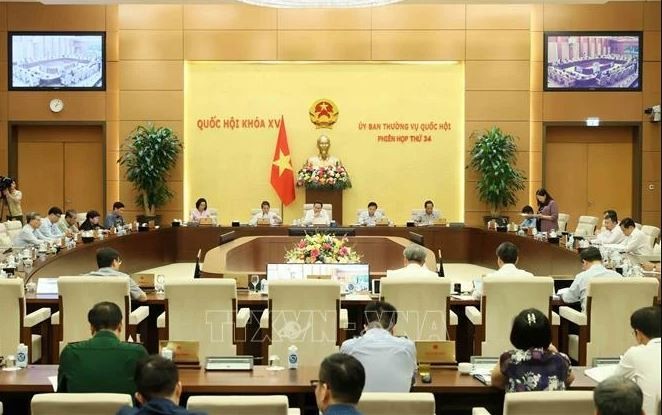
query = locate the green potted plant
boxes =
[118,123,182,224]
[468,127,526,222]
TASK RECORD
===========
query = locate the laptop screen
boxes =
[36,278,58,295]
[265,263,370,291]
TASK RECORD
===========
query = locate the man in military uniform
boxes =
[57,302,148,394]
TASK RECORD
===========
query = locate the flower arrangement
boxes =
[296,162,352,190]
[285,233,361,264]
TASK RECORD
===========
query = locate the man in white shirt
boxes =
[620,218,653,256]
[357,201,386,226]
[85,247,147,302]
[595,210,626,245]
[386,244,438,278]
[613,306,661,415]
[471,242,533,300]
[413,200,440,226]
[249,200,282,226]
[12,212,42,247]
[58,209,79,236]
[557,246,621,311]
[36,206,64,241]
[303,201,330,226]
[340,301,416,392]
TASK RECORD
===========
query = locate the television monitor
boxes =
[544,32,642,91]
[287,227,356,237]
[265,263,370,292]
[9,32,105,90]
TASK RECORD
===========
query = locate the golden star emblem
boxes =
[272,150,292,177]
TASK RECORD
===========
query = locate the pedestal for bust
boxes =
[305,189,343,225]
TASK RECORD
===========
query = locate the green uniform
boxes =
[57,330,148,395]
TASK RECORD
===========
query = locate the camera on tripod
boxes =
[0,176,13,195]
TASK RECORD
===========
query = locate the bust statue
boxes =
[307,135,340,168]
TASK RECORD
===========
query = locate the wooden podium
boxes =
[305,189,343,225]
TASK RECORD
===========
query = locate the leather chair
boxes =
[472,391,594,415]
[574,216,599,237]
[302,204,333,222]
[0,223,11,249]
[206,208,219,225]
[0,279,50,363]
[355,208,387,223]
[187,395,300,415]
[358,393,435,415]
[641,225,660,249]
[31,393,132,415]
[156,279,250,361]
[380,276,457,341]
[250,207,281,217]
[465,276,557,356]
[557,213,570,232]
[560,277,659,365]
[5,220,22,240]
[410,208,441,221]
[75,212,87,226]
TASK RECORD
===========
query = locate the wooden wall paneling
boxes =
[642,182,660,212]
[466,121,531,152]
[544,141,589,228]
[106,5,118,32]
[106,31,120,63]
[371,31,466,61]
[466,91,530,121]
[119,91,184,121]
[118,5,182,30]
[183,4,277,30]
[8,92,106,121]
[642,122,660,152]
[278,31,371,60]
[118,121,183,148]
[0,32,7,64]
[466,5,531,30]
[119,61,183,91]
[17,141,64,216]
[586,142,633,218]
[465,61,530,91]
[277,8,371,30]
[543,3,644,31]
[119,31,184,61]
[65,142,104,214]
[106,62,119,92]
[644,31,661,62]
[641,210,661,228]
[543,93,643,122]
[0,3,7,31]
[184,31,277,61]
[7,4,106,31]
[643,150,661,183]
[643,2,661,31]
[371,4,466,30]
[466,30,530,61]
[530,62,543,92]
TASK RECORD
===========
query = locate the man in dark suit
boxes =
[314,353,366,415]
[57,302,147,394]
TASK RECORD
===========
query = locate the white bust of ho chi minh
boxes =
[307,135,340,168]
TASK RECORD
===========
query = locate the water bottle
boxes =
[287,345,298,370]
[261,279,269,293]
[161,347,173,361]
[16,343,28,368]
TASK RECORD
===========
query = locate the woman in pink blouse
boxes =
[190,198,210,223]
[535,188,559,233]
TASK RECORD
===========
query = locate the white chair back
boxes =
[358,393,435,415]
[503,391,594,415]
[0,279,23,358]
[641,225,660,248]
[557,213,570,232]
[410,208,441,219]
[0,223,10,248]
[574,216,599,236]
[356,208,386,220]
[31,393,133,415]
[250,208,281,217]
[75,213,87,226]
[187,395,292,415]
[207,208,219,224]
[302,204,332,220]
[380,277,452,340]
[5,220,22,239]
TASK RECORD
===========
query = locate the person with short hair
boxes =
[557,246,621,311]
[595,210,626,244]
[519,205,536,228]
[86,247,146,302]
[104,201,126,229]
[248,200,282,226]
[36,206,64,240]
[117,355,205,415]
[80,210,103,231]
[413,200,440,225]
[619,218,653,256]
[491,308,574,392]
[314,353,365,415]
[340,301,416,392]
[57,302,148,394]
[386,243,438,278]
[58,209,79,235]
[189,198,210,223]
[613,306,661,415]
[304,201,331,226]
[2,179,23,221]
[357,201,386,226]
[12,212,42,247]
[471,242,533,300]
[594,376,644,415]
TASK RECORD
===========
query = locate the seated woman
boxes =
[190,198,211,223]
[80,210,103,231]
[519,205,536,228]
[491,308,574,392]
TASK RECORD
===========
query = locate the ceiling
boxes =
[2,0,652,5]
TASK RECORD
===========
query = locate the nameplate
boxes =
[224,274,248,289]
[159,340,200,367]
[131,273,155,288]
[307,274,332,280]
[199,217,213,226]
[256,218,271,226]
[416,340,456,364]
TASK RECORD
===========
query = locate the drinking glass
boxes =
[155,274,166,295]
[250,275,260,293]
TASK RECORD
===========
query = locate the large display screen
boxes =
[544,32,642,91]
[266,263,370,292]
[9,32,105,90]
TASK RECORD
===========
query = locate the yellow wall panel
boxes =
[643,151,661,182]
[106,150,119,182]
[641,211,661,228]
[0,121,7,152]
[543,93,643,122]
[644,2,661,31]
[118,5,182,30]
[278,8,371,30]
[531,4,543,32]
[466,61,530,91]
[644,31,660,61]
[0,64,7,93]
[106,5,118,32]
[371,4,466,30]
[106,31,119,63]
[531,61,542,91]
[0,92,6,120]
[642,122,660,152]
[642,182,660,212]
[371,31,465,61]
[118,121,184,148]
[106,62,119,92]
[531,91,542,122]
[543,3,643,31]
[0,4,7,31]
[278,31,371,60]
[119,61,183,91]
[106,92,119,121]
[466,151,530,182]
[466,5,531,30]
[644,62,661,93]
[106,180,120,206]
[8,92,105,121]
[119,91,183,121]
[7,4,106,31]
[0,32,6,63]
[466,91,530,121]
[183,4,277,30]
[184,31,277,60]
[530,121,543,153]
[106,121,119,152]
[531,31,543,62]
[466,121,531,152]
[466,30,529,61]
[119,31,183,61]
[530,150,542,183]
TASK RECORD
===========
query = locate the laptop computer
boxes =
[36,277,59,295]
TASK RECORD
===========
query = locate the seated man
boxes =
[519,205,536,228]
[594,376,644,415]
[340,301,416,392]
[80,210,103,231]
[57,302,148,394]
[118,355,205,415]
[36,206,64,241]
[413,200,440,225]
[613,306,661,415]
[314,353,365,415]
[620,218,653,256]
[471,242,533,300]
[595,210,626,245]
[303,201,331,226]
[357,201,387,226]
[58,209,79,236]
[557,246,621,311]
[12,212,42,247]
[104,201,126,229]
[386,244,437,278]
[86,247,147,302]
[248,200,282,226]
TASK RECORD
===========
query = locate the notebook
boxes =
[36,278,58,295]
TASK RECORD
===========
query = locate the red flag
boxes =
[270,116,296,206]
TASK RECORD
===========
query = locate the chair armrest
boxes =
[472,408,492,415]
[24,308,51,328]
[465,306,482,326]
[129,306,149,325]
[559,306,587,326]
[551,311,560,326]
[157,311,166,329]
[51,311,60,325]
[340,309,348,329]
[449,310,458,326]
[259,309,269,329]
[287,409,300,415]
[236,307,250,328]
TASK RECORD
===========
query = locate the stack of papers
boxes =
[471,365,493,386]
[584,365,618,383]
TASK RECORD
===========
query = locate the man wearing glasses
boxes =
[86,247,146,302]
[311,353,365,415]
